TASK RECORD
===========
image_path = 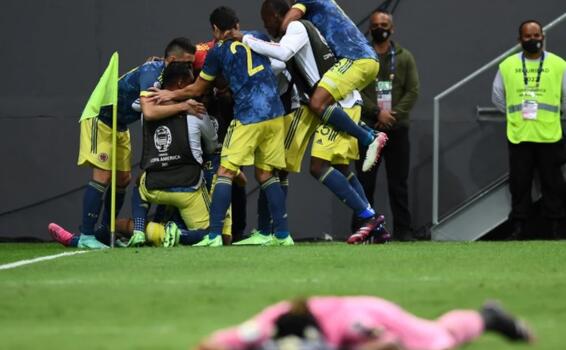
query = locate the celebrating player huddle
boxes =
[48,0,391,249]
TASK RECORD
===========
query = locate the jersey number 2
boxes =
[230,42,264,77]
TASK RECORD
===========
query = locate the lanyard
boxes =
[521,51,545,89]
[377,43,396,81]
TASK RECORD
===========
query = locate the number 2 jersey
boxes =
[199,34,284,125]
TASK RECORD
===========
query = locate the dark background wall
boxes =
[1,0,565,240]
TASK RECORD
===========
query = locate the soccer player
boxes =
[278,0,386,173]
[196,297,533,350]
[149,7,291,247]
[50,62,215,249]
[48,38,202,249]
[232,0,389,245]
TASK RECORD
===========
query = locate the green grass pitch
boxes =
[1,241,565,350]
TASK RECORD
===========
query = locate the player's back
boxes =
[295,0,376,61]
[202,40,284,125]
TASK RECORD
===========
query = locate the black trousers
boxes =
[355,126,412,235]
[231,183,247,241]
[508,140,565,221]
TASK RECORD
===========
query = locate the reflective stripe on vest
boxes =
[499,52,566,144]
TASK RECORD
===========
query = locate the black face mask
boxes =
[521,39,543,54]
[371,27,391,43]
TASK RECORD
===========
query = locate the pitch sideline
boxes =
[0,251,91,271]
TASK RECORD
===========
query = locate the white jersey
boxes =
[243,21,361,108]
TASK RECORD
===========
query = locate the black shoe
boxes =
[394,229,416,242]
[480,301,533,342]
[506,221,524,241]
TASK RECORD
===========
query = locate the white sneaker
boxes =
[362,132,388,172]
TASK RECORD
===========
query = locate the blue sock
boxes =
[262,177,289,239]
[179,229,208,245]
[347,172,370,205]
[131,187,149,232]
[257,189,272,235]
[322,105,374,146]
[280,178,289,201]
[209,176,233,239]
[69,235,80,247]
[319,167,374,219]
[101,187,127,229]
[80,181,106,235]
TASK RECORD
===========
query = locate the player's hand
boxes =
[146,56,163,62]
[374,110,396,130]
[185,99,207,117]
[194,339,227,350]
[147,87,177,104]
[227,29,244,42]
[233,170,248,187]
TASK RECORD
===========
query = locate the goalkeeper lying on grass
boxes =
[196,296,533,350]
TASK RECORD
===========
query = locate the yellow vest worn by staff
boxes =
[499,51,566,144]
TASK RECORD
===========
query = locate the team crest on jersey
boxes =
[98,153,109,162]
[154,126,172,152]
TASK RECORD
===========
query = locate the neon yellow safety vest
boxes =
[499,51,566,144]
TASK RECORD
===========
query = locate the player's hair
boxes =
[262,0,291,17]
[518,19,543,37]
[272,298,321,339]
[209,6,239,31]
[162,61,194,88]
[164,37,196,58]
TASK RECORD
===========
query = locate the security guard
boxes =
[492,19,566,239]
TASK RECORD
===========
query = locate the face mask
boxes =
[521,39,543,54]
[371,27,391,43]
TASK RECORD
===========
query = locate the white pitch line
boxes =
[0,251,91,271]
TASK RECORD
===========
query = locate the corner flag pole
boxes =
[110,52,119,248]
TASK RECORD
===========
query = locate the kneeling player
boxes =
[127,62,223,247]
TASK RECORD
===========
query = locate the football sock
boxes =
[209,176,233,239]
[131,187,149,233]
[179,228,208,245]
[280,178,289,201]
[80,180,106,235]
[257,189,272,235]
[347,172,371,206]
[101,186,126,229]
[69,236,80,247]
[322,105,374,146]
[319,167,374,219]
[262,177,289,239]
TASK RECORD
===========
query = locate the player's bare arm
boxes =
[141,96,206,121]
[147,77,212,103]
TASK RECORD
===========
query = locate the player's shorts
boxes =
[138,173,210,231]
[283,105,320,173]
[77,118,132,172]
[311,105,361,165]
[221,116,286,172]
[319,58,380,102]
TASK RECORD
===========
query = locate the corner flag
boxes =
[80,52,120,247]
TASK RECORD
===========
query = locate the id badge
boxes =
[522,100,538,120]
[377,81,392,112]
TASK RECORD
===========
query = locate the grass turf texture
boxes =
[0,242,564,350]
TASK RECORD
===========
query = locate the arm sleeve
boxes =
[210,302,291,350]
[492,70,506,114]
[243,36,295,63]
[393,52,420,115]
[200,47,220,82]
[199,114,219,155]
[270,58,286,76]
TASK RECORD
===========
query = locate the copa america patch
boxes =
[154,126,172,153]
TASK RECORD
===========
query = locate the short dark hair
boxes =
[162,61,194,88]
[164,37,196,58]
[209,6,239,31]
[371,9,391,16]
[262,0,291,17]
[518,19,543,37]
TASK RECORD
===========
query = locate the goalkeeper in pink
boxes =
[196,296,533,350]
